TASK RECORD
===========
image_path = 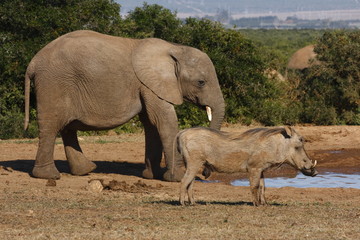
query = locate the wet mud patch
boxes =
[309,148,360,174]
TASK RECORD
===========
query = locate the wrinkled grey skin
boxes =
[24,30,225,182]
[177,127,317,206]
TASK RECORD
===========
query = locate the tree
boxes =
[297,31,360,124]
[121,3,182,41]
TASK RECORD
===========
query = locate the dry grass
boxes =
[1,175,359,240]
[1,126,360,239]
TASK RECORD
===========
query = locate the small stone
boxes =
[4,167,13,172]
[88,179,104,193]
[46,179,57,187]
[26,210,35,217]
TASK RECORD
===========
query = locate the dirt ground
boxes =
[1,125,360,239]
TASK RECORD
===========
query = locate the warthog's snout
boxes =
[301,168,318,177]
[301,160,318,177]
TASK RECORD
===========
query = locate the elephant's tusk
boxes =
[206,106,212,121]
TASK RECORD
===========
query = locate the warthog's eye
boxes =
[295,146,301,151]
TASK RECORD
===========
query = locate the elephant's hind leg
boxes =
[32,120,60,179]
[61,129,96,175]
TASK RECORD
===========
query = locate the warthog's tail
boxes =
[171,130,185,177]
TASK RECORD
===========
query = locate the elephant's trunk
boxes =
[208,97,225,130]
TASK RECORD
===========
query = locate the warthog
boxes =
[176,126,318,206]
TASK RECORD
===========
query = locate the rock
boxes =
[88,179,104,193]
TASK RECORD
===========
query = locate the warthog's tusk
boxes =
[206,106,212,121]
[313,160,317,167]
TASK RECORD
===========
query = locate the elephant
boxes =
[24,30,225,182]
[287,45,320,70]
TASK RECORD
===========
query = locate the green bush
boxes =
[0,108,37,139]
[296,30,360,125]
[3,2,360,139]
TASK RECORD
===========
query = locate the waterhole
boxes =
[200,149,360,189]
[231,172,360,189]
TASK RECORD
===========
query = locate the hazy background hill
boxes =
[117,0,360,20]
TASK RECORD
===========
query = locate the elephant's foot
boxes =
[68,156,96,176]
[142,168,154,179]
[32,163,60,179]
[163,168,185,182]
[64,145,96,175]
[142,168,163,180]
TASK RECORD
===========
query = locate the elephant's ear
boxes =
[132,38,183,105]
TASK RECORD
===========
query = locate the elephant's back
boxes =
[30,30,139,86]
[34,30,136,62]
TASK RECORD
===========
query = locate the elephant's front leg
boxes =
[139,112,163,179]
[61,128,97,175]
[140,90,185,182]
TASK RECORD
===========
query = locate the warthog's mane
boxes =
[237,127,291,141]
[188,127,291,141]
[210,127,290,141]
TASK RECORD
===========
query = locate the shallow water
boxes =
[231,172,360,189]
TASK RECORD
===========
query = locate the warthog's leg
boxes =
[259,172,267,205]
[249,168,262,206]
[180,174,194,206]
[180,161,203,206]
[187,179,195,205]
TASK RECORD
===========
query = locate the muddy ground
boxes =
[0,125,360,239]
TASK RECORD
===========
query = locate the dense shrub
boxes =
[296,31,360,125]
[1,2,359,139]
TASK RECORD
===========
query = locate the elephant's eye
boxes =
[197,80,205,87]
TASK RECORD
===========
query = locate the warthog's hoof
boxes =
[179,201,196,206]
[32,163,60,179]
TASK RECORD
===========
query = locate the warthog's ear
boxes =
[284,126,293,137]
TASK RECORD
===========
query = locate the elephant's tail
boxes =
[24,63,34,130]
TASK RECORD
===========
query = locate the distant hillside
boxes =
[117,0,360,17]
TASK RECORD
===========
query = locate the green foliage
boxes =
[2,2,359,139]
[121,3,182,40]
[175,103,209,129]
[239,29,325,72]
[297,31,360,125]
